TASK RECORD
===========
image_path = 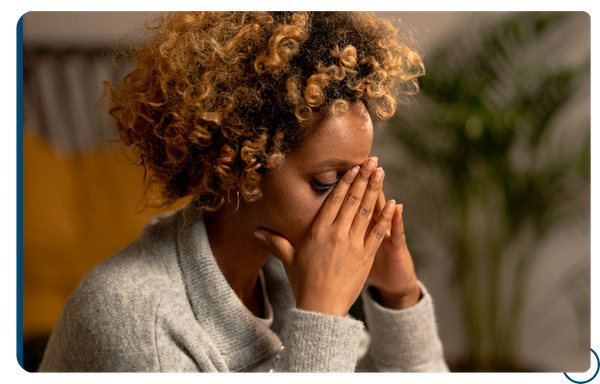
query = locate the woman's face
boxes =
[241,101,374,249]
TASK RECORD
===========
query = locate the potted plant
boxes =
[381,12,590,371]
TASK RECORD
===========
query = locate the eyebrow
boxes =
[314,159,357,168]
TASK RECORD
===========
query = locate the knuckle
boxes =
[340,174,353,186]
[328,191,343,204]
[373,229,385,240]
[357,205,370,219]
[269,236,279,250]
[308,227,323,241]
[328,232,343,244]
[358,172,370,183]
[345,194,360,206]
[368,183,379,192]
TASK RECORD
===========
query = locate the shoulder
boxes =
[43,209,188,371]
[72,208,188,321]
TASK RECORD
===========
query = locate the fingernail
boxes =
[349,166,359,177]
[386,200,396,212]
[366,158,376,170]
[399,204,404,213]
[373,168,383,182]
[254,231,266,241]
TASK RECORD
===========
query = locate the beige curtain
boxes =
[22,50,188,338]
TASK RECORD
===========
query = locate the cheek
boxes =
[258,167,329,245]
[293,196,323,226]
[272,187,326,244]
[284,190,320,227]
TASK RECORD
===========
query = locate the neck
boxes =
[205,204,271,317]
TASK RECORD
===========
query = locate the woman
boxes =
[39,11,448,372]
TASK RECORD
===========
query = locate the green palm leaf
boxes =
[387,12,589,371]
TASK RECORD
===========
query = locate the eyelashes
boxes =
[311,177,340,193]
[312,182,337,193]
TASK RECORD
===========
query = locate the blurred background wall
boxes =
[17,10,593,373]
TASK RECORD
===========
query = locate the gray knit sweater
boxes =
[39,207,448,372]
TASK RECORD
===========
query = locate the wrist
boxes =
[296,296,349,318]
[369,283,421,310]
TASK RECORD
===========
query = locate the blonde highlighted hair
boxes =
[105,11,424,215]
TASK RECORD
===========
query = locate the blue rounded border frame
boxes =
[16,14,24,369]
[561,347,600,384]
[13,8,600,376]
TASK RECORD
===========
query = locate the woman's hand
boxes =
[365,187,421,310]
[254,157,395,317]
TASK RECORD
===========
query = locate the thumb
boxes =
[254,229,296,266]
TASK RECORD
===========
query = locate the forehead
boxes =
[288,103,374,167]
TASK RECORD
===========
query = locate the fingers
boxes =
[312,155,387,245]
[254,229,296,267]
[373,189,386,223]
[334,157,379,228]
[390,204,406,249]
[365,199,396,253]
[313,165,360,227]
[349,167,385,237]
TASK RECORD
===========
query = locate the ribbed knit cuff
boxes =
[362,281,448,372]
[280,308,364,372]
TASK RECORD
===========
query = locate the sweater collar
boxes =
[174,205,294,372]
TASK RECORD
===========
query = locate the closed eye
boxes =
[311,177,340,193]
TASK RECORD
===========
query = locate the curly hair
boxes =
[105,11,424,216]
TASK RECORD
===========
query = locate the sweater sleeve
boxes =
[355,280,449,372]
[279,308,365,372]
